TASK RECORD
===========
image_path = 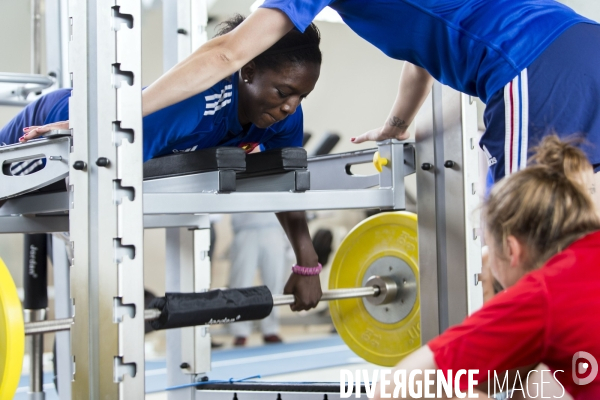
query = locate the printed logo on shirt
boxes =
[572,351,598,385]
[482,145,497,166]
[172,145,198,154]
[239,142,259,153]
[204,85,233,116]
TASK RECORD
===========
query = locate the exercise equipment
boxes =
[143,146,246,180]
[372,151,389,172]
[0,223,418,398]
[308,132,340,156]
[0,256,24,400]
[1,129,417,398]
[329,211,420,367]
[243,147,307,176]
[0,72,55,107]
[20,282,394,335]
[22,233,48,398]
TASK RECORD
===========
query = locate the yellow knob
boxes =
[372,151,389,173]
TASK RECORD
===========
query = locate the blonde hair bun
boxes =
[529,135,592,182]
[485,135,599,269]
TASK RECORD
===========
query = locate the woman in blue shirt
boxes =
[3,15,324,310]
[101,0,600,186]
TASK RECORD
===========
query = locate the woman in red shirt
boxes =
[375,137,600,399]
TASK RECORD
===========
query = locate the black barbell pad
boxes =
[143,147,246,180]
[149,286,274,330]
[23,233,48,310]
[241,147,307,177]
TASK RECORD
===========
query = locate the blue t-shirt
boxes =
[45,74,304,162]
[261,0,595,103]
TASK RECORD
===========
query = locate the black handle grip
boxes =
[149,286,274,330]
[23,234,48,310]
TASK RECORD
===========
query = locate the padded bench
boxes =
[143,147,246,180]
[237,148,310,192]
[1,144,309,201]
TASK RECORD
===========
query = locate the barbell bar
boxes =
[24,278,395,336]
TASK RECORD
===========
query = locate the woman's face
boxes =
[485,230,530,289]
[237,61,320,129]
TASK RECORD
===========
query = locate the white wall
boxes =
[560,0,600,20]
[301,21,402,154]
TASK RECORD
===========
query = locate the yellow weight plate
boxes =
[329,211,420,367]
[0,256,24,399]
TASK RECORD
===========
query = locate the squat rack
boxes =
[0,0,483,398]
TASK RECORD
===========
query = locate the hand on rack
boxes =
[20,120,70,143]
[283,273,322,311]
[350,122,410,144]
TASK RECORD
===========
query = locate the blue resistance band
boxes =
[164,375,262,392]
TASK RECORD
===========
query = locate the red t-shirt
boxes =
[429,231,600,399]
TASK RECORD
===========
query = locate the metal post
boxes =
[415,84,483,343]
[438,88,483,328]
[415,84,441,343]
[162,0,179,72]
[45,0,70,87]
[163,3,209,398]
[68,0,91,393]
[165,228,198,400]
[68,0,145,397]
[163,0,208,70]
[437,87,468,330]
[193,228,212,375]
[31,0,43,75]
[52,235,72,399]
[457,94,484,314]
[177,0,208,62]
[24,308,46,400]
[164,224,211,400]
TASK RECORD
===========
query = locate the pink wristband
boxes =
[291,263,322,276]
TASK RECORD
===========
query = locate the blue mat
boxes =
[15,335,363,398]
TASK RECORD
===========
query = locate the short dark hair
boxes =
[216,14,322,70]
